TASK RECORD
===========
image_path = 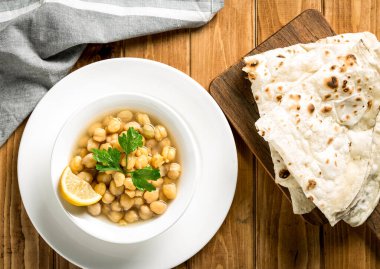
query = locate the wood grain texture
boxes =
[188,0,255,268]
[3,0,380,268]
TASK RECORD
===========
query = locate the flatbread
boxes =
[243,32,380,215]
[254,41,380,225]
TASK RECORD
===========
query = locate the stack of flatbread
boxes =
[243,32,380,226]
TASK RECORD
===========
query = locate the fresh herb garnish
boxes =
[92,148,123,172]
[129,166,161,191]
[118,127,143,155]
[92,127,160,191]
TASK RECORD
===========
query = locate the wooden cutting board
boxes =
[209,9,380,239]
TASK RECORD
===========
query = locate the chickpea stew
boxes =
[61,110,181,225]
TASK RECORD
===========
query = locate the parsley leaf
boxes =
[91,148,123,172]
[118,127,143,155]
[130,166,161,191]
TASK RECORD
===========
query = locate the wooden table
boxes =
[2,0,380,268]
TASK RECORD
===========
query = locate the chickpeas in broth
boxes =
[69,110,181,225]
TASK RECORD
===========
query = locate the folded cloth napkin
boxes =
[0,0,223,146]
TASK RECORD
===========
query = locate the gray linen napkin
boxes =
[0,0,223,146]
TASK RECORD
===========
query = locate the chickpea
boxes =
[163,177,176,185]
[142,124,155,139]
[135,146,149,157]
[120,194,134,210]
[99,142,112,151]
[107,211,124,223]
[94,182,106,196]
[139,205,153,220]
[151,177,164,188]
[112,140,122,151]
[124,210,139,223]
[125,190,136,198]
[126,155,136,170]
[101,203,111,215]
[120,153,127,167]
[75,148,88,158]
[117,110,133,122]
[91,181,97,189]
[163,183,177,199]
[87,203,101,216]
[124,121,141,132]
[158,137,171,150]
[134,197,144,207]
[154,125,167,141]
[118,219,128,226]
[109,180,125,196]
[93,128,106,142]
[136,113,150,125]
[151,153,164,168]
[159,165,167,177]
[78,136,90,148]
[113,172,125,187]
[70,156,83,173]
[151,146,159,155]
[167,163,181,180]
[162,146,176,162]
[107,117,122,133]
[97,172,112,185]
[102,191,115,204]
[143,189,159,204]
[77,171,93,183]
[102,115,114,127]
[124,177,136,190]
[145,139,157,149]
[159,189,168,202]
[135,190,143,197]
[88,122,102,136]
[87,138,99,152]
[106,133,118,143]
[150,200,167,215]
[135,155,148,169]
[111,201,123,212]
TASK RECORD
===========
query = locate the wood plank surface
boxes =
[2,0,380,269]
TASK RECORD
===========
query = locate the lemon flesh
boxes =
[60,166,101,206]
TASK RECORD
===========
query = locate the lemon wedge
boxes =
[60,166,101,206]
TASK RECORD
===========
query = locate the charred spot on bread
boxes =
[321,106,333,113]
[306,179,317,190]
[324,94,332,100]
[345,54,357,66]
[289,94,301,101]
[330,65,336,71]
[254,95,259,101]
[276,54,285,58]
[307,104,315,114]
[279,169,290,179]
[325,76,339,89]
[327,137,334,145]
[368,100,373,109]
[276,95,282,102]
[249,59,259,67]
[248,73,256,80]
[307,196,314,201]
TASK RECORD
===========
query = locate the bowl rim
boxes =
[50,91,201,244]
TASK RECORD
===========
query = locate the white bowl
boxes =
[50,92,201,244]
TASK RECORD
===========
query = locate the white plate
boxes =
[18,58,238,269]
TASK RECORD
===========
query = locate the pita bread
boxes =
[254,41,380,225]
[243,32,380,215]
